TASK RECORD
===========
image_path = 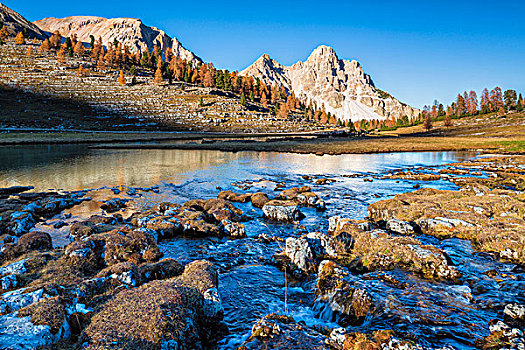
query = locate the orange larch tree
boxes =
[468,91,478,115]
[15,32,25,45]
[118,70,126,85]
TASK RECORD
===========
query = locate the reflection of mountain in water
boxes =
[0,146,477,192]
[0,146,257,191]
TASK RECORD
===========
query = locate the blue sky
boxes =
[6,0,525,108]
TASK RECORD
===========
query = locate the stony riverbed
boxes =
[0,153,523,350]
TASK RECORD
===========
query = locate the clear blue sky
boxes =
[5,0,525,108]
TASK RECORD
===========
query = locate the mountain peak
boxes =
[307,45,338,61]
[242,45,419,122]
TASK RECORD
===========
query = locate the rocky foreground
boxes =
[0,156,524,349]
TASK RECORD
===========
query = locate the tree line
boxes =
[418,87,524,131]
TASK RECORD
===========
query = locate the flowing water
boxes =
[1,145,522,349]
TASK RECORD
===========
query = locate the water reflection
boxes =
[0,144,477,192]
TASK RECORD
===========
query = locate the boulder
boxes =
[17,231,52,252]
[250,192,270,208]
[217,190,251,203]
[262,200,304,222]
[80,260,223,350]
[316,261,373,326]
[139,258,184,282]
[385,219,417,235]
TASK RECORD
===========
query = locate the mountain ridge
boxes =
[34,15,202,65]
[0,2,47,39]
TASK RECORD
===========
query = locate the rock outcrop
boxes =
[34,16,202,64]
[0,3,47,39]
[241,45,420,122]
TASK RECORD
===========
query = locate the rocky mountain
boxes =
[241,45,419,122]
[0,3,47,39]
[34,16,202,65]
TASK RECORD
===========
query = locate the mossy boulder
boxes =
[80,260,223,350]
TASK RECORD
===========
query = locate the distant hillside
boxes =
[34,16,202,65]
[0,2,47,39]
[242,45,420,122]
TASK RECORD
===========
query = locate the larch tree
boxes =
[456,94,466,116]
[480,88,490,114]
[444,113,453,128]
[50,31,62,49]
[73,41,85,56]
[468,91,478,115]
[15,32,25,45]
[463,92,470,114]
[0,25,9,41]
[203,70,214,87]
[118,70,126,85]
[278,102,290,119]
[26,46,33,57]
[56,48,66,63]
[260,92,268,109]
[423,114,433,131]
[490,87,504,112]
[153,66,163,84]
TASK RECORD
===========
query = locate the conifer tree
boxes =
[73,41,85,56]
[129,65,136,76]
[468,91,478,115]
[50,31,62,49]
[118,70,126,85]
[423,114,433,131]
[56,48,66,63]
[278,102,289,118]
[199,97,204,107]
[154,66,163,84]
[490,87,504,112]
[456,94,466,116]
[240,92,246,106]
[504,89,517,110]
[89,35,95,49]
[0,25,9,41]
[480,88,490,114]
[26,46,33,57]
[517,94,524,112]
[444,114,452,128]
[203,69,214,88]
[261,92,268,109]
[15,32,25,45]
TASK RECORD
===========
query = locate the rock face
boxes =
[241,45,420,122]
[0,3,47,39]
[34,16,202,64]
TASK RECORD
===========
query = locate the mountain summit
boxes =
[34,16,202,65]
[241,45,419,122]
[0,3,47,39]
